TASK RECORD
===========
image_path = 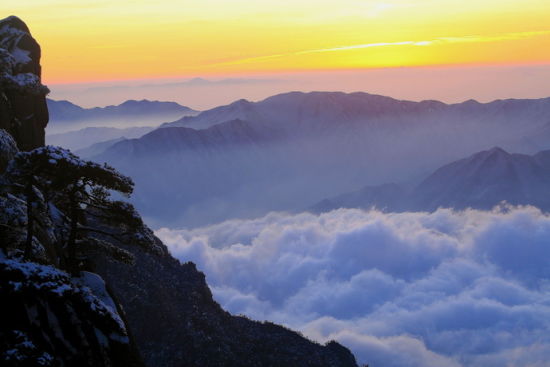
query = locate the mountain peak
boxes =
[485,146,509,155]
[477,146,511,160]
[233,98,252,106]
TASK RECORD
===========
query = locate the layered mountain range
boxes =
[46,98,199,151]
[91,91,550,227]
[46,98,197,133]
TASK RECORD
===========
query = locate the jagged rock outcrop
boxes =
[0,257,143,367]
[0,16,49,151]
[0,128,18,172]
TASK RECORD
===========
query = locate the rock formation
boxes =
[0,258,144,367]
[0,16,49,151]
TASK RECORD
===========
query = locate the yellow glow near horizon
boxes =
[2,0,550,84]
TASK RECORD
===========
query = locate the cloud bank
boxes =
[158,206,550,366]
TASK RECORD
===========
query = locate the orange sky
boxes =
[2,0,550,84]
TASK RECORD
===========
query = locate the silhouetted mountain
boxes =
[311,147,550,213]
[161,91,450,130]
[162,91,550,134]
[413,147,550,210]
[47,99,198,133]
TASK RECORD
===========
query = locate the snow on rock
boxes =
[0,128,18,172]
[0,16,47,95]
[0,16,49,151]
[0,71,48,95]
[0,16,34,68]
[0,255,139,366]
[74,271,126,333]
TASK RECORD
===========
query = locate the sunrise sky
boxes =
[2,0,550,83]
[2,0,550,108]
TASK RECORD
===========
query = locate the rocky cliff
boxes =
[90,233,358,367]
[0,17,359,367]
[0,16,49,151]
[0,257,144,367]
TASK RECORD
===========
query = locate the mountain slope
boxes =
[47,126,153,151]
[413,147,550,210]
[91,231,357,367]
[75,137,127,158]
[108,118,281,157]
[311,147,550,213]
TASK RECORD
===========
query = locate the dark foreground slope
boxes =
[91,236,357,367]
[0,257,144,367]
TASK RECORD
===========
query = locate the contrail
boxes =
[208,30,550,67]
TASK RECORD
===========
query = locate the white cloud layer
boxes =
[156,206,550,367]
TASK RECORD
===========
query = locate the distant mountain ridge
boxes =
[48,98,196,121]
[161,92,451,131]
[116,91,550,159]
[47,98,198,133]
[161,91,550,133]
[311,147,550,213]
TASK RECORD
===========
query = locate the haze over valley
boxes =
[64,91,550,227]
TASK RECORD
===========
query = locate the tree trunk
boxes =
[67,189,79,273]
[23,178,34,259]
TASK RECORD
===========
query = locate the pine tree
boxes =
[5,146,149,272]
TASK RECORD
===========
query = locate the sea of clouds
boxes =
[156,206,550,367]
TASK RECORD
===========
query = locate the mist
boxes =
[92,93,550,228]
